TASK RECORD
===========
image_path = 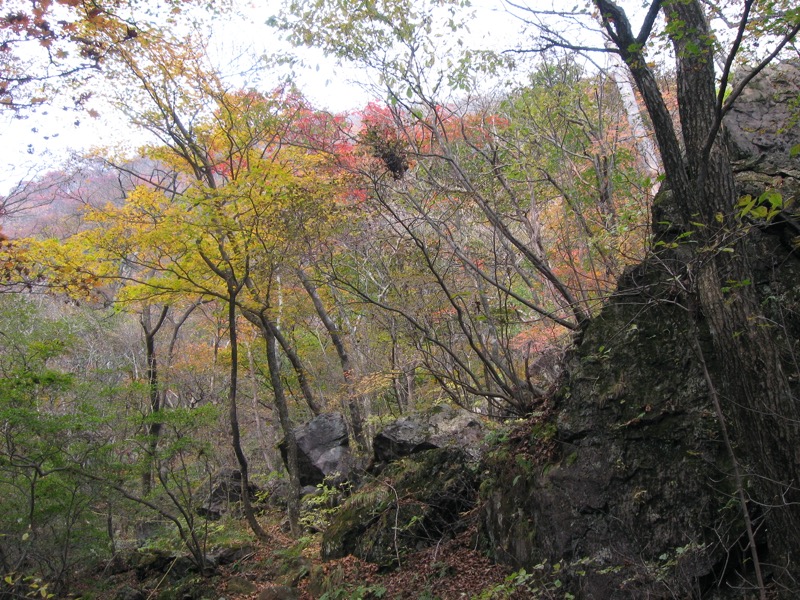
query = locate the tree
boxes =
[0,294,221,591]
[516,0,800,589]
[0,0,230,112]
[282,0,800,586]
[310,63,650,414]
[139,300,202,496]
[0,295,97,596]
[34,27,364,535]
[1,0,126,111]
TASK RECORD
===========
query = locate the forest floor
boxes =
[71,509,516,600]
[290,528,512,599]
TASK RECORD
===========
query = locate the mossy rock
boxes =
[480,217,800,596]
[322,447,477,568]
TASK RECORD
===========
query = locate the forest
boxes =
[1,0,800,598]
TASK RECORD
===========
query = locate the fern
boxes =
[339,486,392,514]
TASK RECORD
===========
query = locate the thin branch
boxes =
[506,41,615,55]
[715,0,756,114]
[637,0,663,46]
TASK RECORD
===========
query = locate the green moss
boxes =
[484,429,510,447]
[529,421,557,442]
[322,448,477,568]
[514,454,534,474]
[487,447,510,463]
[478,478,496,499]
[540,462,556,477]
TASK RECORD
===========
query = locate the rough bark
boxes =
[667,0,800,575]
[596,0,800,582]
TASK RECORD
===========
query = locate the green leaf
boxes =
[760,189,783,210]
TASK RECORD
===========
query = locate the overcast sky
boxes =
[0,11,366,194]
[0,0,526,195]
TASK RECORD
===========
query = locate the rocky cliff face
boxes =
[725,61,800,177]
[481,259,746,597]
[480,62,800,598]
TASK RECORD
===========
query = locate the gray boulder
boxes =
[196,468,261,519]
[279,412,354,487]
[372,404,486,466]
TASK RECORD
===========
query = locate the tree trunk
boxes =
[596,0,800,581]
[248,342,277,471]
[262,314,323,416]
[238,302,303,533]
[140,304,169,497]
[261,314,302,536]
[296,267,367,447]
[666,0,800,574]
[225,284,269,541]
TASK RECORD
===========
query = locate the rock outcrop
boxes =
[322,447,477,568]
[725,61,800,176]
[311,61,800,596]
[480,61,800,598]
[315,408,486,568]
[279,412,355,487]
[481,260,743,597]
[196,468,262,520]
[371,404,487,467]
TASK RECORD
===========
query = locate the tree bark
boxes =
[665,0,800,573]
[595,0,800,580]
[248,342,277,471]
[260,313,301,536]
[261,314,322,416]
[140,304,169,497]
[295,267,367,448]
[224,283,269,541]
[239,305,302,535]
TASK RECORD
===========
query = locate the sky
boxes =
[0,0,531,195]
[0,6,371,194]
[0,56,365,193]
